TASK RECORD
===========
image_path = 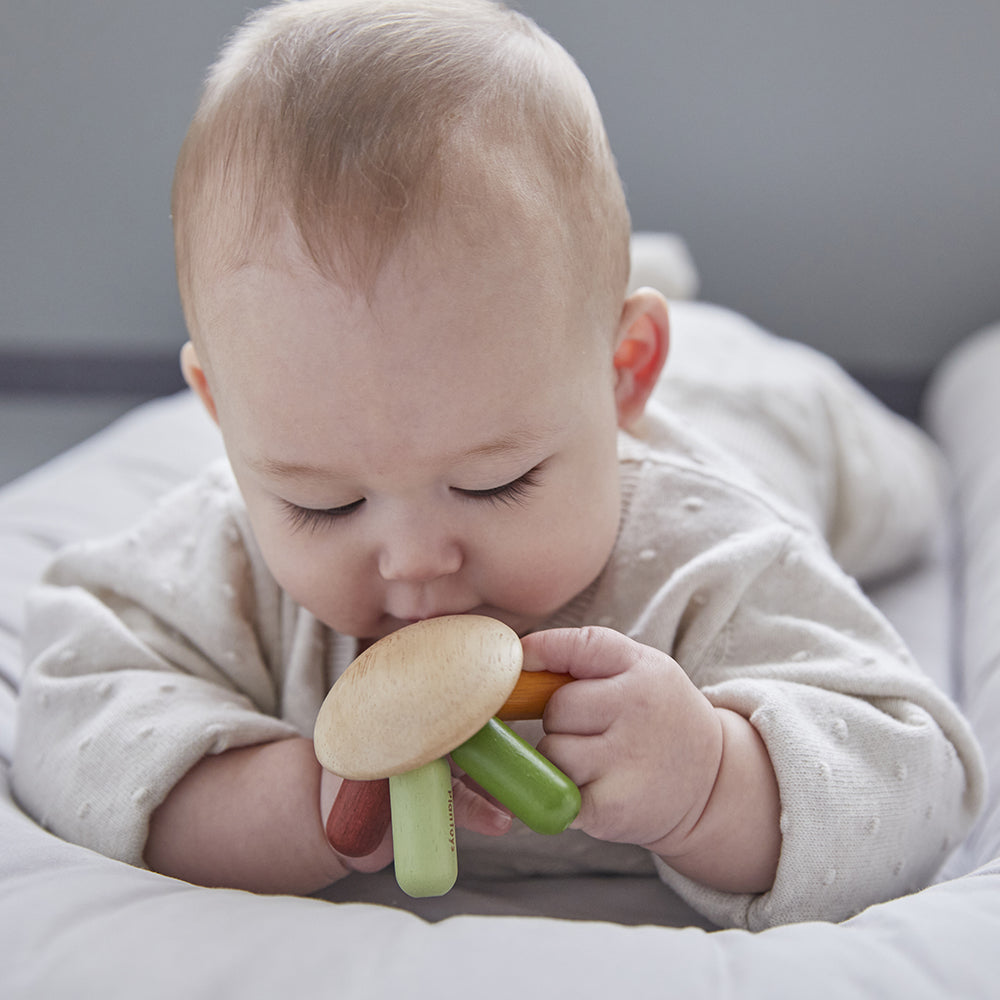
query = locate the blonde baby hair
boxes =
[172,0,631,342]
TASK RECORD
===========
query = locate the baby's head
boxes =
[173,0,669,640]
[174,0,630,341]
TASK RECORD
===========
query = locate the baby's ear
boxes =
[180,342,219,425]
[612,288,670,428]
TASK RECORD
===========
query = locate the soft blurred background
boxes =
[3,0,999,484]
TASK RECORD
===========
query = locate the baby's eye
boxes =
[281,498,365,533]
[454,466,543,509]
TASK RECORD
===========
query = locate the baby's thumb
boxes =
[520,625,637,680]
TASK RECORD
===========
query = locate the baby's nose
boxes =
[377,530,463,584]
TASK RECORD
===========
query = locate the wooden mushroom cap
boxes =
[314,615,523,780]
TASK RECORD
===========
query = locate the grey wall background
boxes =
[3,1,999,378]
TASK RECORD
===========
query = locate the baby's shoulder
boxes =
[44,458,255,587]
[617,418,815,542]
[117,457,246,548]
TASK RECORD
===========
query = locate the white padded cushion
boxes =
[927,321,1000,876]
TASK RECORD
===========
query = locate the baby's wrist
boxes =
[640,706,726,863]
[650,709,781,894]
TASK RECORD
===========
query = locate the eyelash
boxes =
[279,467,543,533]
[281,497,365,534]
[454,467,543,508]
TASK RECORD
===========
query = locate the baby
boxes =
[12,0,984,930]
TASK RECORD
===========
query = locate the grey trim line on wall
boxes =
[0,352,186,397]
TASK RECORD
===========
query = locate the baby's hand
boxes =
[521,627,724,859]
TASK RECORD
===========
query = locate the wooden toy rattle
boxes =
[313,615,579,897]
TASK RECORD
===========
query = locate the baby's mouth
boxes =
[380,607,488,636]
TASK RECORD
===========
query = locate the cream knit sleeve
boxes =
[601,443,984,929]
[663,526,982,928]
[11,463,302,868]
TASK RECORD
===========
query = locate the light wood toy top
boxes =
[314,615,523,780]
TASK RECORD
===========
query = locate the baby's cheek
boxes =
[552,504,618,586]
[498,531,611,617]
[263,537,369,627]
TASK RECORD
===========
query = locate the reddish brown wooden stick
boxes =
[326,777,391,857]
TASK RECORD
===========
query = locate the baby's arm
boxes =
[145,738,511,894]
[522,627,781,893]
[145,737,356,894]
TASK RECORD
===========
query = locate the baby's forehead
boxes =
[197,241,611,465]
[194,222,600,389]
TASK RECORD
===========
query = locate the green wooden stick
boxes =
[451,717,581,835]
[389,758,457,898]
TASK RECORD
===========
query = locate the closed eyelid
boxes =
[453,465,543,506]
[281,497,364,533]
[277,462,546,532]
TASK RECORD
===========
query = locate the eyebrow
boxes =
[246,431,549,482]
[246,456,339,482]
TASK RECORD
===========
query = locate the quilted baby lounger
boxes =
[3,304,1000,998]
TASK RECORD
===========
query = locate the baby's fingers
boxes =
[541,675,617,736]
[536,731,607,790]
[452,774,512,837]
[534,734,643,842]
[520,626,648,681]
